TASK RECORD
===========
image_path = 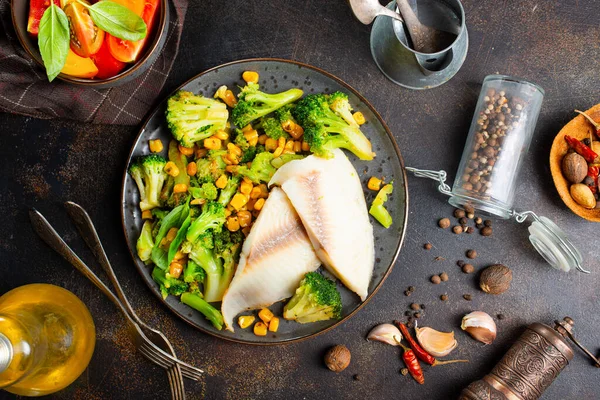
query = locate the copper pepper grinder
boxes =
[459,317,599,400]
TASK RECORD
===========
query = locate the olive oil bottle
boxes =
[0,284,95,396]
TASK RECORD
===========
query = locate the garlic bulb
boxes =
[461,311,497,345]
[367,324,403,346]
[415,326,458,357]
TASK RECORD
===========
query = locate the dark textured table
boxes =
[1,1,599,399]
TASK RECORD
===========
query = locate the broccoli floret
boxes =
[274,103,296,123]
[327,91,357,127]
[186,202,226,243]
[293,93,374,160]
[283,272,342,323]
[186,233,223,302]
[190,182,218,201]
[217,175,241,206]
[258,117,288,140]
[369,183,393,228]
[211,230,243,302]
[234,129,251,151]
[195,150,227,184]
[231,82,303,127]
[180,292,224,330]
[152,267,188,299]
[233,129,261,163]
[233,152,276,184]
[136,220,154,263]
[184,259,206,284]
[166,91,229,148]
[129,154,167,211]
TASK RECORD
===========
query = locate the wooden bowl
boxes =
[550,104,600,222]
[10,0,169,89]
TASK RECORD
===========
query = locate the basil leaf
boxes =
[151,202,190,269]
[38,5,70,82]
[87,1,147,41]
[167,213,192,266]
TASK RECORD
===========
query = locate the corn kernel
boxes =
[252,209,261,218]
[282,120,304,139]
[195,148,208,159]
[225,165,237,173]
[240,181,253,195]
[164,161,180,177]
[226,216,240,232]
[223,90,237,108]
[242,226,252,237]
[178,144,194,156]
[238,315,255,329]
[254,321,268,336]
[367,176,383,191]
[241,124,253,132]
[302,141,310,152]
[268,317,280,332]
[149,139,163,153]
[190,198,204,206]
[254,198,265,211]
[214,130,229,141]
[169,262,184,279]
[294,141,302,153]
[353,111,366,125]
[250,187,262,199]
[204,137,222,150]
[265,138,278,151]
[243,129,259,146]
[173,183,188,193]
[215,175,228,189]
[277,137,286,148]
[258,308,274,323]
[258,184,269,198]
[273,146,283,157]
[159,237,168,248]
[224,208,232,217]
[187,161,197,176]
[223,153,239,165]
[227,143,242,157]
[237,210,252,227]
[226,121,231,129]
[246,198,256,211]
[166,227,179,242]
[285,140,295,150]
[258,134,268,145]
[242,70,259,84]
[229,193,248,210]
[173,250,186,260]
[141,210,153,220]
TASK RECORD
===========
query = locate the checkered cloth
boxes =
[0,0,188,125]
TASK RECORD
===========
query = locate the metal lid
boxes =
[0,333,13,373]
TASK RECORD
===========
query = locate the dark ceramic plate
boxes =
[10,0,169,88]
[121,59,409,344]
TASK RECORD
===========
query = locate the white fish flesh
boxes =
[221,187,321,331]
[269,149,374,300]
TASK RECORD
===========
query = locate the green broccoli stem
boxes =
[189,245,224,302]
[180,292,224,330]
[369,183,393,228]
[217,176,241,206]
[136,220,154,262]
[322,122,373,161]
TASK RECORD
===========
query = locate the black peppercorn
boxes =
[440,294,448,301]
[457,260,465,267]
[414,312,421,319]
[466,226,475,234]
[404,290,412,296]
[466,249,477,259]
[459,217,468,225]
[463,294,472,301]
[408,286,415,292]
[484,220,492,227]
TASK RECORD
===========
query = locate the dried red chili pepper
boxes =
[587,166,599,194]
[565,135,599,164]
[399,343,424,384]
[396,321,468,366]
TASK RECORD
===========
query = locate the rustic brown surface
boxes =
[1,0,600,399]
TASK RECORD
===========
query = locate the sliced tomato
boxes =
[27,0,61,36]
[91,39,127,79]
[109,0,144,17]
[63,1,104,57]
[107,0,160,63]
[61,49,98,78]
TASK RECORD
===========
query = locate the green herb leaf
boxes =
[38,4,70,82]
[86,0,147,41]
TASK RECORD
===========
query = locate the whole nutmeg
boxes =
[324,345,351,372]
[570,183,596,209]
[480,264,512,294]
[562,153,587,183]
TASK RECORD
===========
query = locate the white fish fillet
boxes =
[269,149,375,301]
[221,187,321,331]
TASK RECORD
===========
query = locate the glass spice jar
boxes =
[449,75,545,218]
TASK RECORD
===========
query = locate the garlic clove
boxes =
[367,323,403,346]
[461,311,497,345]
[415,326,458,357]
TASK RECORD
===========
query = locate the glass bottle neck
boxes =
[0,333,13,374]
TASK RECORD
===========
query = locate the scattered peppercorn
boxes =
[467,212,475,219]
[463,294,472,301]
[459,217,468,225]
[452,225,463,234]
[414,312,422,319]
[464,204,475,214]
[484,220,492,227]
[457,260,465,267]
[404,290,412,297]
[431,275,441,284]
[475,217,483,224]
[400,368,409,376]
[408,286,415,292]
[405,311,412,316]
[440,294,448,301]
[454,209,466,218]
[424,243,432,250]
[438,218,451,229]
[462,264,475,274]
[497,314,505,320]
[481,227,493,236]
[466,249,478,259]
[353,374,361,381]
[410,303,420,310]
[440,272,449,282]
[476,223,484,229]
[466,226,475,234]
[420,304,426,310]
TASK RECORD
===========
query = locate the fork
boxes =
[64,202,187,399]
[29,210,203,396]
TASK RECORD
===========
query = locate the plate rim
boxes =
[120,57,410,345]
